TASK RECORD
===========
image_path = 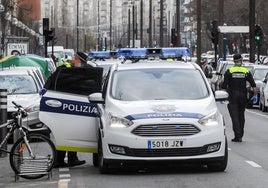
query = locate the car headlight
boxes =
[108,114,133,128]
[25,104,40,113]
[198,111,221,126]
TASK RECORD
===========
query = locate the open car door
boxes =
[39,67,103,153]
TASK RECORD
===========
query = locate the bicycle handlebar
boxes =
[12,101,22,108]
[11,101,28,118]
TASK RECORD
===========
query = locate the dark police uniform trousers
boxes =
[221,66,256,139]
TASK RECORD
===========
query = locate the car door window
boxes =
[47,67,103,95]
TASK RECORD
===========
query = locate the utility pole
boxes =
[140,0,143,48]
[110,0,112,51]
[149,0,152,47]
[128,8,131,47]
[98,0,100,51]
[159,0,163,47]
[77,0,79,51]
[132,5,135,47]
[249,0,256,63]
[218,0,224,58]
[176,0,181,47]
[196,0,201,66]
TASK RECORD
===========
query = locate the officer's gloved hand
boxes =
[251,94,258,104]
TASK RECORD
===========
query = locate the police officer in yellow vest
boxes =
[222,54,257,142]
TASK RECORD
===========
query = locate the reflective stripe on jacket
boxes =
[229,66,249,74]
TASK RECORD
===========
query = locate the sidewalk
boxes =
[0,155,15,187]
[0,154,59,187]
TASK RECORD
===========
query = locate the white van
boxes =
[63,49,75,60]
[47,46,64,59]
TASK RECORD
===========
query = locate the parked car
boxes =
[259,72,268,112]
[0,67,49,139]
[40,62,229,173]
[63,49,75,60]
[246,65,268,108]
[210,61,233,92]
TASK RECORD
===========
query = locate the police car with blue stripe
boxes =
[39,61,229,173]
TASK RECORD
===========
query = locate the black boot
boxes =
[67,152,86,167]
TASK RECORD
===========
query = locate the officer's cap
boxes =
[233,54,242,62]
[76,51,88,63]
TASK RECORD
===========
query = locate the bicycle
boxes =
[0,101,56,180]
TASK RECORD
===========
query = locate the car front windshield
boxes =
[0,75,37,94]
[111,68,209,101]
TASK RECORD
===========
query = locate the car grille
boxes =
[123,143,220,157]
[131,124,200,136]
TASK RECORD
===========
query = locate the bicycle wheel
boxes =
[9,133,56,179]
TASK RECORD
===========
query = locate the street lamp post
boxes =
[77,0,79,52]
[140,0,143,48]
[110,0,112,51]
[98,0,100,51]
[149,0,152,47]
[223,23,227,60]
[128,8,130,47]
[132,5,135,47]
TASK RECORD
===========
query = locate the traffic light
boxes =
[255,24,263,45]
[210,20,219,45]
[44,28,55,44]
[43,18,49,33]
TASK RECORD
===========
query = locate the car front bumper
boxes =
[101,121,226,161]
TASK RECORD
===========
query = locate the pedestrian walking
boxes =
[221,54,257,142]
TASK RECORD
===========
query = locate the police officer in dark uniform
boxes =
[222,54,257,142]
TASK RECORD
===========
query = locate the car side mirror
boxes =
[215,90,229,101]
[88,93,104,104]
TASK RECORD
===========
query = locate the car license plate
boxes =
[147,139,184,149]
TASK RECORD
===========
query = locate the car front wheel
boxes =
[262,100,268,112]
[207,138,228,172]
[98,136,109,174]
[93,153,98,167]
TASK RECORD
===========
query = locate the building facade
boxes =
[0,0,195,55]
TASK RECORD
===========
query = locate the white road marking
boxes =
[245,160,262,168]
[59,179,71,182]
[59,168,70,172]
[246,109,268,119]
[59,174,71,178]
[58,179,69,188]
[58,167,71,188]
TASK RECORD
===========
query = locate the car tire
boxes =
[98,136,109,174]
[259,101,263,110]
[246,100,253,109]
[207,138,228,172]
[262,100,268,112]
[93,153,98,167]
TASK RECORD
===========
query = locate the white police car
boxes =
[39,62,229,173]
